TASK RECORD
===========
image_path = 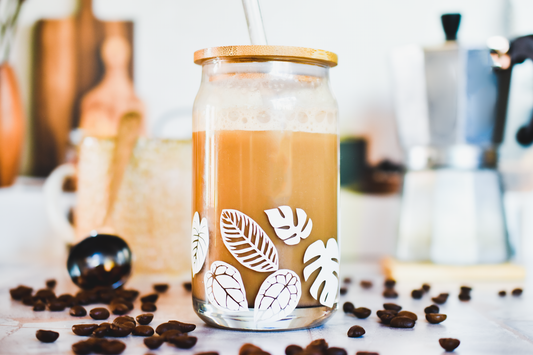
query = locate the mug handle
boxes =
[43,163,77,245]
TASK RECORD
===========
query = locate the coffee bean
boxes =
[353,307,371,319]
[46,279,57,289]
[285,344,303,355]
[33,300,45,311]
[93,323,111,338]
[342,302,355,313]
[36,329,59,343]
[377,309,397,317]
[10,285,33,300]
[162,329,183,341]
[240,343,264,355]
[383,289,398,298]
[356,352,379,355]
[58,294,76,307]
[347,325,365,337]
[411,289,423,299]
[512,288,523,296]
[72,340,93,354]
[114,315,136,325]
[424,305,439,314]
[111,303,129,315]
[132,325,154,336]
[422,283,430,292]
[70,305,87,317]
[90,307,110,320]
[152,283,169,293]
[72,324,99,336]
[22,296,34,306]
[327,347,348,355]
[195,352,219,355]
[183,282,192,292]
[109,323,133,337]
[144,336,165,349]
[100,339,126,354]
[458,293,471,301]
[340,287,348,295]
[141,293,159,303]
[390,316,415,328]
[49,300,67,311]
[499,290,506,297]
[431,294,448,304]
[307,339,328,351]
[142,302,157,312]
[35,289,56,301]
[360,280,373,289]
[169,335,197,349]
[384,279,396,289]
[377,311,396,324]
[439,338,460,352]
[110,298,133,311]
[343,277,352,284]
[460,286,472,293]
[116,289,139,301]
[383,303,401,311]
[156,320,196,335]
[397,311,417,321]
[426,313,447,324]
[136,313,153,325]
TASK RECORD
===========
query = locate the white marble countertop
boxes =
[1,262,533,355]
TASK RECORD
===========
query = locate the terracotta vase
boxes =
[0,63,24,187]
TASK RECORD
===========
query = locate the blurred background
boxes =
[2,0,533,277]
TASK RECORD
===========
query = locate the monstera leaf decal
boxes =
[303,238,339,308]
[191,212,209,275]
[265,206,313,246]
[220,209,279,272]
[205,261,248,311]
[254,269,301,323]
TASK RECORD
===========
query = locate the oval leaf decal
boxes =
[265,206,313,245]
[191,212,209,275]
[303,238,339,308]
[220,209,279,272]
[205,261,248,311]
[254,269,301,323]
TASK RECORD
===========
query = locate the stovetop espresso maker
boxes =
[392,14,533,264]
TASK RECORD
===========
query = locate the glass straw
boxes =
[241,0,268,45]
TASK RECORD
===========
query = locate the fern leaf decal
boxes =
[220,209,279,272]
[254,269,301,323]
[205,261,248,311]
[303,238,339,308]
[191,212,209,275]
[265,206,313,245]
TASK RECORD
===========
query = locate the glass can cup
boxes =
[191,45,339,330]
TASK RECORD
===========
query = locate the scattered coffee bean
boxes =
[431,293,448,304]
[93,323,111,338]
[183,282,192,292]
[411,289,423,299]
[390,316,415,328]
[90,307,110,320]
[22,296,34,306]
[340,287,348,296]
[285,344,303,355]
[512,288,523,296]
[35,289,56,301]
[397,311,417,321]
[136,313,154,325]
[353,307,371,319]
[72,324,99,336]
[111,303,129,315]
[70,305,87,317]
[458,293,471,301]
[36,329,59,343]
[383,289,398,298]
[144,336,165,350]
[377,309,397,317]
[162,329,183,341]
[72,340,93,354]
[156,320,196,334]
[460,286,472,293]
[307,339,328,353]
[426,313,447,324]
[356,352,379,355]
[46,279,56,289]
[343,277,352,284]
[422,283,430,292]
[141,293,159,303]
[132,325,154,336]
[48,300,66,311]
[114,315,136,325]
[100,339,126,354]
[142,302,157,312]
[499,290,506,297]
[424,305,439,314]
[377,310,396,324]
[384,279,396,289]
[169,335,198,349]
[109,322,133,337]
[116,289,139,301]
[33,300,46,311]
[195,352,219,355]
[110,297,133,311]
[58,294,76,307]
[240,343,264,355]
[439,338,460,352]
[347,325,365,337]
[360,280,373,289]
[342,302,355,313]
[327,347,348,355]
[153,283,169,293]
[10,285,33,300]
[383,303,401,311]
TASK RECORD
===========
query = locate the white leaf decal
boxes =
[191,212,209,275]
[205,261,248,311]
[254,269,301,323]
[265,206,313,245]
[303,238,340,308]
[220,209,279,272]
